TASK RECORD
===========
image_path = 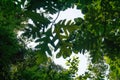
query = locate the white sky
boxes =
[54,52,89,75]
[50,7,89,75]
[51,7,84,23]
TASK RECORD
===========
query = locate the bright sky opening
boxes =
[50,7,89,75]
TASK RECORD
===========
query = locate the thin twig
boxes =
[51,11,60,27]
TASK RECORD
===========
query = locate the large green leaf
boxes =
[53,19,80,58]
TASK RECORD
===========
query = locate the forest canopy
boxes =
[0,0,120,80]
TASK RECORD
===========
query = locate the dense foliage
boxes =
[0,0,120,80]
